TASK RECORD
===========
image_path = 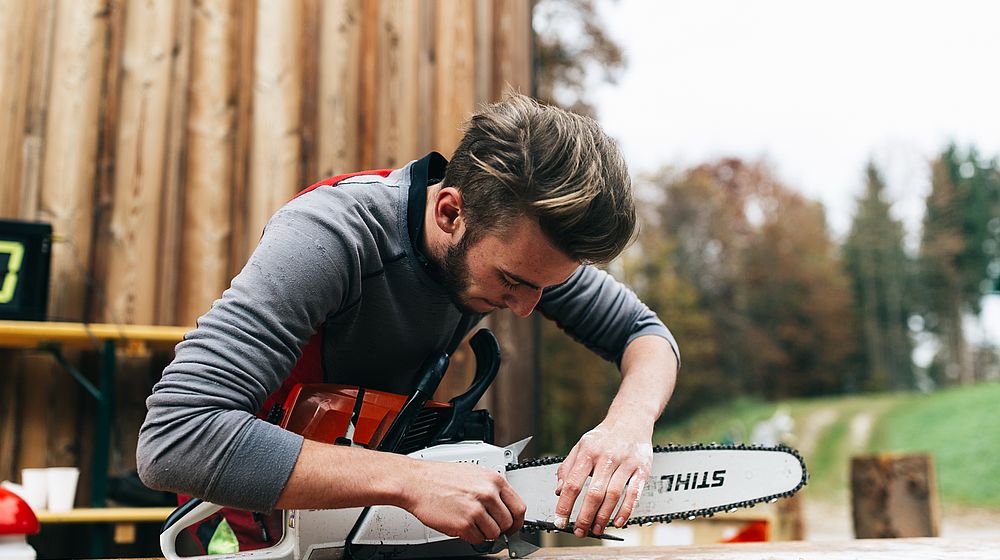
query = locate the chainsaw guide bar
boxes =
[508,442,808,534]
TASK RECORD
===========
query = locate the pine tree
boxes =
[918,145,1000,384]
[842,162,915,391]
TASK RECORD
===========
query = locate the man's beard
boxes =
[427,233,480,315]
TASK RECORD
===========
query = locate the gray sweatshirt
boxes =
[137,153,678,513]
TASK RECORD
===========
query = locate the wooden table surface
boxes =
[518,538,1000,559]
[129,537,1000,560]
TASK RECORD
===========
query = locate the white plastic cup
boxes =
[18,469,47,512]
[45,467,79,513]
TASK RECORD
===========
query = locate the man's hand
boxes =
[277,439,525,545]
[551,335,678,538]
[553,420,653,537]
[401,459,526,545]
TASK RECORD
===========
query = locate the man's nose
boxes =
[505,289,542,318]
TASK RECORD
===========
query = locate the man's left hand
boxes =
[552,419,653,537]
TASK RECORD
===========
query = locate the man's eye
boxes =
[500,275,519,290]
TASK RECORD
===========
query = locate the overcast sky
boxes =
[589,0,1000,346]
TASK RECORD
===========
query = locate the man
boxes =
[138,93,679,548]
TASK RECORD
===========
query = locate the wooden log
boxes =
[373,0,419,168]
[414,0,436,156]
[474,0,493,103]
[851,453,940,538]
[0,0,51,219]
[316,0,362,178]
[15,0,56,221]
[245,0,304,258]
[101,0,178,325]
[298,0,320,185]
[491,0,532,97]
[433,0,476,155]
[357,0,378,168]
[0,0,36,218]
[177,0,239,326]
[156,0,193,327]
[39,0,109,319]
[227,0,255,276]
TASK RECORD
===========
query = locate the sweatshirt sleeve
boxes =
[537,265,680,367]
[137,192,370,512]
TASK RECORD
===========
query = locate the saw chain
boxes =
[507,442,808,534]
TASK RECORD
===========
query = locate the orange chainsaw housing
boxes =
[278,384,452,449]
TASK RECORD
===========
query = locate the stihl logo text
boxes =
[655,470,726,493]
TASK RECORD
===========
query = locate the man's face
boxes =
[432,217,579,317]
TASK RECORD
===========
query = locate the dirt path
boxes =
[795,407,838,457]
[848,411,876,450]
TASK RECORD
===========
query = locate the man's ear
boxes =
[434,187,464,235]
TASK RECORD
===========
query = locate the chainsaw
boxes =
[160,329,808,559]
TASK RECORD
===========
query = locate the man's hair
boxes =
[443,93,636,264]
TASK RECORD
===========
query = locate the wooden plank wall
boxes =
[0,0,533,491]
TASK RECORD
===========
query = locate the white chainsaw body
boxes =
[160,441,518,560]
[160,440,807,560]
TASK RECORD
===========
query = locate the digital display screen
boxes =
[0,220,52,321]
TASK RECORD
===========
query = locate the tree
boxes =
[740,186,856,398]
[918,145,1000,384]
[533,0,625,116]
[648,159,856,400]
[621,225,725,421]
[650,161,756,396]
[842,162,915,391]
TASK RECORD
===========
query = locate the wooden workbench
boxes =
[521,538,1000,559]
[131,538,1000,560]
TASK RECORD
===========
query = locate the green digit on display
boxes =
[0,240,25,304]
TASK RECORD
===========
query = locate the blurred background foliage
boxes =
[532,0,1000,457]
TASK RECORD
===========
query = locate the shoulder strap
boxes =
[292,168,394,201]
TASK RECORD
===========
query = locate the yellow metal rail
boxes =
[0,320,190,349]
[35,507,176,524]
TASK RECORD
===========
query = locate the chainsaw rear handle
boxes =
[160,500,296,560]
[432,328,501,444]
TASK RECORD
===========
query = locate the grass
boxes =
[869,381,1000,507]
[653,381,1000,508]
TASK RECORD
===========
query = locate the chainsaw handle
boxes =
[160,500,295,560]
[433,328,501,443]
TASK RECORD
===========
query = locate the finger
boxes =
[500,484,526,535]
[571,455,619,537]
[553,452,595,529]
[591,464,633,535]
[473,509,503,542]
[484,493,515,536]
[613,468,648,528]
[555,445,581,496]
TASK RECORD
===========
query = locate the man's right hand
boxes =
[400,459,526,545]
[276,439,525,546]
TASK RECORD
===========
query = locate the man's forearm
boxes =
[275,439,410,510]
[606,335,678,427]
